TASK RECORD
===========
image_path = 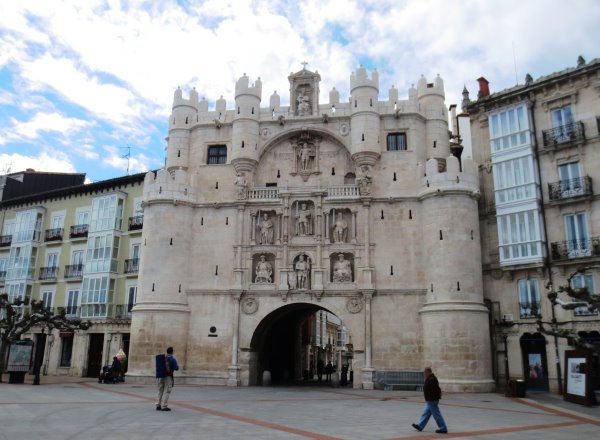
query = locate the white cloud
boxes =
[102,145,156,174]
[0,111,90,144]
[0,151,77,174]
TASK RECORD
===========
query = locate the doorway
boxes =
[520,332,549,391]
[248,303,348,386]
[86,333,104,378]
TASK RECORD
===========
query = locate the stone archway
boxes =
[247,302,351,386]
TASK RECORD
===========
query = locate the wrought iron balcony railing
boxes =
[551,237,600,260]
[114,304,134,319]
[45,228,64,242]
[548,176,592,201]
[124,258,140,274]
[62,305,80,317]
[0,234,12,247]
[64,264,84,279]
[128,215,144,231]
[39,266,59,280]
[519,302,541,319]
[542,121,585,147]
[574,305,599,316]
[69,224,89,239]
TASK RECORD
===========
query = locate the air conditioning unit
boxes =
[502,313,514,323]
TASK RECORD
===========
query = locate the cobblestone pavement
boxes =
[0,375,598,439]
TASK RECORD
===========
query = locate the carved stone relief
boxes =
[241,297,259,314]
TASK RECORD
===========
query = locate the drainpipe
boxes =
[528,100,563,394]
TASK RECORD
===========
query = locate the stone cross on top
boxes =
[301,61,308,70]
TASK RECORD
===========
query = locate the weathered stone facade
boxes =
[128,66,494,391]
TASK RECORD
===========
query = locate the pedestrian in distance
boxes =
[325,361,333,382]
[155,346,179,411]
[412,366,448,434]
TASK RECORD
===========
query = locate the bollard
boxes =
[262,370,271,386]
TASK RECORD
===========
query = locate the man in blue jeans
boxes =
[412,366,448,434]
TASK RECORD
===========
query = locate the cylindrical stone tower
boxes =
[231,74,261,175]
[166,87,198,173]
[350,66,381,166]
[417,75,450,161]
[419,156,494,392]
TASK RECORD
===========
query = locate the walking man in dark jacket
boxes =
[412,366,448,434]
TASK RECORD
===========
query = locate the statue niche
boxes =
[290,254,311,290]
[253,254,274,284]
[256,210,276,245]
[293,201,314,237]
[330,208,350,243]
[290,132,321,182]
[330,253,353,283]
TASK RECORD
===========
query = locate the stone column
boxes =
[250,211,256,245]
[361,290,375,389]
[276,211,283,244]
[324,212,330,243]
[362,201,371,266]
[351,210,358,244]
[228,291,242,386]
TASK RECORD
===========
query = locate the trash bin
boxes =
[515,379,526,398]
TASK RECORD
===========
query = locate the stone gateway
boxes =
[127,65,494,392]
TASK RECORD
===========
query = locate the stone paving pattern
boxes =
[0,376,598,439]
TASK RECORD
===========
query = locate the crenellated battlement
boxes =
[417,74,445,100]
[417,156,480,197]
[143,169,195,204]
[172,86,199,109]
[235,74,262,100]
[350,66,379,92]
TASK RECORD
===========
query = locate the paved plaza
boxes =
[1,376,599,440]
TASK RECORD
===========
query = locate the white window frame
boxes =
[518,279,541,319]
[498,209,543,263]
[558,162,583,197]
[126,284,137,314]
[65,289,80,316]
[564,212,590,257]
[570,274,598,316]
[41,290,54,310]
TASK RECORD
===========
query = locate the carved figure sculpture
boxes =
[255,255,272,283]
[234,173,247,199]
[333,217,348,243]
[332,254,352,282]
[260,213,274,244]
[298,142,312,171]
[295,255,310,289]
[295,203,312,236]
[356,165,372,196]
[297,93,311,116]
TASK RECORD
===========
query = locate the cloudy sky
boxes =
[1,0,598,182]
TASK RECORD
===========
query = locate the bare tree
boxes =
[536,267,600,352]
[0,293,92,382]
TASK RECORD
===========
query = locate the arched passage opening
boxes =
[248,302,351,386]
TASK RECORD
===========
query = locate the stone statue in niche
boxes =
[333,216,348,243]
[332,254,352,282]
[298,142,313,171]
[297,92,311,116]
[259,213,274,244]
[234,173,247,199]
[255,255,272,283]
[295,254,310,289]
[356,165,372,196]
[295,203,313,236]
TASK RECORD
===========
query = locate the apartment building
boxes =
[466,57,600,393]
[0,172,145,378]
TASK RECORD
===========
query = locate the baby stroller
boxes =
[98,365,120,384]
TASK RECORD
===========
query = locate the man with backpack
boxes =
[156,346,179,411]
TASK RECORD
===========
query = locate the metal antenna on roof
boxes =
[121,145,131,175]
[512,41,519,85]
